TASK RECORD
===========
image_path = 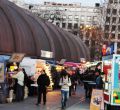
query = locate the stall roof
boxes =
[0,0,90,62]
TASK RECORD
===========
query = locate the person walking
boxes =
[36,70,50,106]
[59,69,71,109]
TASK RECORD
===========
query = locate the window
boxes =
[112,17,116,23]
[68,15,73,20]
[85,40,89,47]
[81,16,85,21]
[62,15,67,19]
[74,15,79,20]
[118,25,120,32]
[106,17,110,23]
[105,25,109,31]
[50,14,54,18]
[56,22,60,27]
[68,23,72,29]
[114,0,118,3]
[87,16,91,21]
[109,0,113,4]
[73,31,78,35]
[112,25,116,32]
[112,9,117,15]
[91,40,95,47]
[82,8,86,11]
[44,14,49,19]
[118,18,120,24]
[118,34,120,39]
[107,9,111,15]
[74,23,78,29]
[50,14,54,20]
[93,16,97,22]
[105,33,109,39]
[62,23,66,28]
[88,9,93,12]
[111,33,115,39]
[119,9,120,15]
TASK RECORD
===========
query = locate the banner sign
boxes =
[9,53,25,62]
[41,50,53,58]
[90,89,104,110]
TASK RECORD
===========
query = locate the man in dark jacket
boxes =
[36,70,50,105]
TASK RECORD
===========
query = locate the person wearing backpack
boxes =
[59,69,71,109]
[36,69,50,106]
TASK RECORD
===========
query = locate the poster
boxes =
[113,89,120,104]
[0,63,4,83]
[90,89,104,110]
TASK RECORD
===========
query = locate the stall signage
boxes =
[9,53,25,62]
[41,50,53,58]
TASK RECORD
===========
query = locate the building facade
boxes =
[104,0,120,53]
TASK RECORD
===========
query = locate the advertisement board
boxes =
[90,89,104,110]
[0,63,4,83]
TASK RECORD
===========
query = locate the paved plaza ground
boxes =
[0,86,90,110]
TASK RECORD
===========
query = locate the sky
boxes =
[24,0,104,6]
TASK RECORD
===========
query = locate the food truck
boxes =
[102,54,120,109]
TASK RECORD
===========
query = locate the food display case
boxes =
[102,54,120,109]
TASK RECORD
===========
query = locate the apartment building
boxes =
[104,0,120,53]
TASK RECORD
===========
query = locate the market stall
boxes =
[103,54,120,110]
[6,53,25,102]
[20,58,54,94]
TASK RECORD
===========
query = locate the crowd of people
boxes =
[7,67,50,103]
[80,64,104,98]
[5,62,104,110]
